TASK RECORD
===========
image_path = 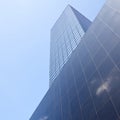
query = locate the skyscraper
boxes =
[30,0,120,120]
[49,5,91,86]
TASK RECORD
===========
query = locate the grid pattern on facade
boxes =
[50,5,91,86]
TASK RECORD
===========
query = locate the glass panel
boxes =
[71,52,86,91]
[98,100,118,120]
[82,98,96,120]
[70,95,82,120]
[84,59,96,80]
[78,84,91,107]
[93,46,107,68]
[111,90,120,116]
[61,93,71,120]
[98,56,114,79]
[97,23,119,53]
[88,71,109,111]
[110,42,120,66]
[84,30,101,57]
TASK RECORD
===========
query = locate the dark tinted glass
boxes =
[93,46,107,68]
[84,59,96,80]
[84,30,101,57]
[87,71,109,111]
[97,22,119,53]
[111,90,120,116]
[98,100,118,120]
[61,93,71,120]
[98,57,114,79]
[70,96,82,120]
[110,42,120,66]
[106,66,120,95]
[78,84,91,107]
[82,98,96,120]
[71,52,86,91]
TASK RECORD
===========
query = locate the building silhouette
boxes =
[30,0,120,120]
[49,5,91,86]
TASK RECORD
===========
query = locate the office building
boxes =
[49,5,91,86]
[30,0,120,120]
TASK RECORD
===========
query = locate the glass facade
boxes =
[50,5,91,86]
[30,0,120,120]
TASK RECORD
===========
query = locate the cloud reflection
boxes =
[96,79,111,96]
[96,67,120,96]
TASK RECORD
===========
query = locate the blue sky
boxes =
[0,0,105,120]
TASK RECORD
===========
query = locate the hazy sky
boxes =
[0,0,105,120]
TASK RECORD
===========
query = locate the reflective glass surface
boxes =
[30,1,120,120]
[49,5,91,86]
